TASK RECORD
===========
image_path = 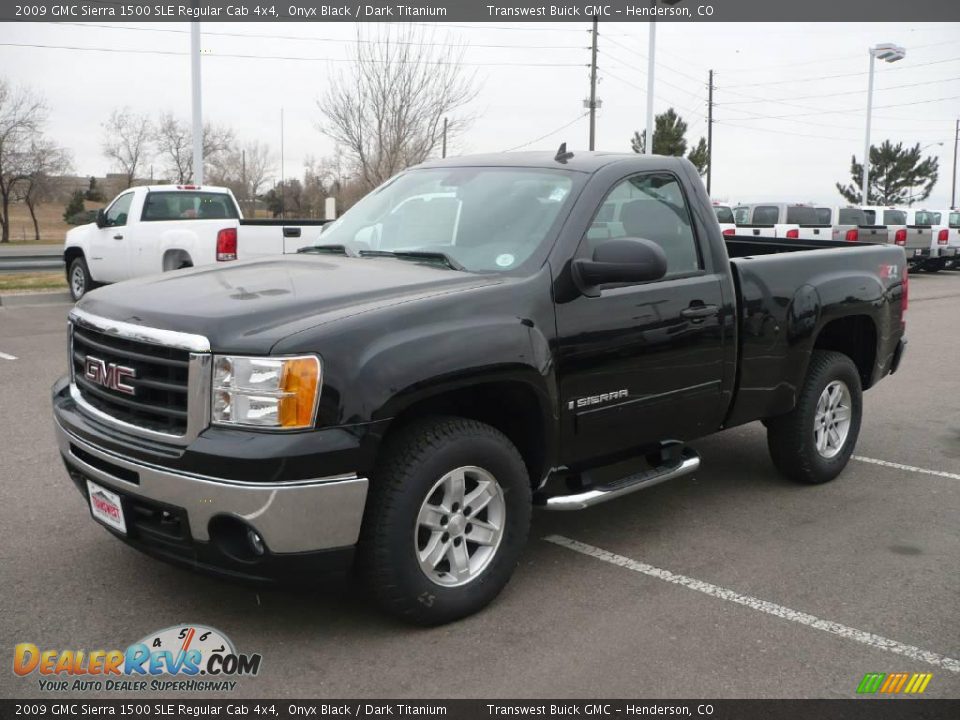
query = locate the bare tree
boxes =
[155,112,237,184]
[0,78,47,243]
[154,112,191,184]
[101,107,153,189]
[16,137,72,241]
[317,25,478,191]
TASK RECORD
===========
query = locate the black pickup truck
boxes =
[52,151,907,625]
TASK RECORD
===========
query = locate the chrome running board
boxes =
[543,448,700,511]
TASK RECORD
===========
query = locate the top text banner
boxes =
[6,0,960,22]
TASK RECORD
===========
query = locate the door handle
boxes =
[113,234,123,240]
[681,304,719,321]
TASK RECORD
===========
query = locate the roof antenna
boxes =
[554,142,575,164]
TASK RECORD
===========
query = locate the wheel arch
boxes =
[811,314,878,389]
[380,379,555,489]
[162,248,194,271]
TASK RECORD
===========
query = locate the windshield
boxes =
[314,167,576,272]
[786,206,820,225]
[713,206,734,223]
[838,208,866,225]
[914,211,941,226]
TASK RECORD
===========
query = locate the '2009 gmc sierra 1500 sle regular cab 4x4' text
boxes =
[52,150,907,625]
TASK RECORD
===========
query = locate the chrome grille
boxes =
[68,309,211,444]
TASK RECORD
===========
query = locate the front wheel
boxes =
[360,416,531,625]
[68,257,96,301]
[766,350,863,484]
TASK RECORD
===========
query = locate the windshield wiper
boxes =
[359,250,465,271]
[298,244,353,256]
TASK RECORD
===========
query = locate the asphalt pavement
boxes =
[0,273,957,700]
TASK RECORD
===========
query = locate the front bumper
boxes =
[53,378,370,582]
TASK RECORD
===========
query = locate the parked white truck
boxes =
[64,185,329,300]
[733,202,831,240]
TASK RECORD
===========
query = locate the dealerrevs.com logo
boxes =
[14,624,262,692]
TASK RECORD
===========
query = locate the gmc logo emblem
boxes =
[83,356,136,395]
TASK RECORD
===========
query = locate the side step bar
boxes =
[543,448,700,511]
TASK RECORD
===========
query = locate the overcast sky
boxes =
[2,21,959,207]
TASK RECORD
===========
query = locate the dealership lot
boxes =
[1,275,957,700]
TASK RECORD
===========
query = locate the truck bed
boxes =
[723,235,906,429]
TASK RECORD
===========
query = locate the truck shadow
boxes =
[125,422,806,637]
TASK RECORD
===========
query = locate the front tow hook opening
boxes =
[209,515,269,562]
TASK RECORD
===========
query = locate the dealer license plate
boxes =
[87,480,127,534]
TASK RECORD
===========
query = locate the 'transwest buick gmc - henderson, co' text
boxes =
[53,150,907,624]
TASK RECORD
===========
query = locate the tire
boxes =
[766,350,863,484]
[68,256,96,301]
[360,416,531,625]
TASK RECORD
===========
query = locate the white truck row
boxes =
[713,201,960,273]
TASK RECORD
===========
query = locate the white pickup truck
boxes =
[733,202,831,240]
[930,209,960,269]
[63,185,328,300]
[711,202,737,236]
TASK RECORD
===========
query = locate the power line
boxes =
[0,42,589,68]
[715,76,960,106]
[49,21,587,51]
[716,94,960,123]
[713,119,859,142]
[503,113,589,152]
[721,56,960,89]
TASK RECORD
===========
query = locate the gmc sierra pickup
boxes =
[52,151,907,625]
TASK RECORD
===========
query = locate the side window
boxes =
[753,206,779,225]
[583,173,702,279]
[105,193,134,227]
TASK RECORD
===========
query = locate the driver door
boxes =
[89,191,134,282]
[555,172,727,466]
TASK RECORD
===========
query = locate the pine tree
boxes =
[63,189,85,223]
[836,141,939,205]
[631,108,709,176]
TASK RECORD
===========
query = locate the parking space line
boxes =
[0,350,17,360]
[544,534,960,673]
[853,456,960,481]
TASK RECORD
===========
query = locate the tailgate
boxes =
[797,225,831,240]
[903,226,930,250]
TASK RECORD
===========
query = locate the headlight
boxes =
[212,355,321,430]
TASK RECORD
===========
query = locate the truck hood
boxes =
[77,254,502,353]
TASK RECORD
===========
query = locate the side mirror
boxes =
[572,238,668,296]
[95,209,107,228]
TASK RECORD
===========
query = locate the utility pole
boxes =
[280,107,285,220]
[442,117,448,158]
[707,69,714,195]
[190,21,203,185]
[952,118,959,209]
[588,15,599,151]
[241,149,247,216]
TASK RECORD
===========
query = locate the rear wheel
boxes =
[68,257,96,301]
[766,350,863,484]
[360,416,531,625]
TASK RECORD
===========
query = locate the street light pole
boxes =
[645,18,655,155]
[861,43,906,205]
[952,118,959,209]
[190,21,203,186]
[861,52,875,205]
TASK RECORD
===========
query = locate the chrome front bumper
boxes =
[55,417,369,554]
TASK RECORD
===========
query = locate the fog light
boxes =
[247,528,265,556]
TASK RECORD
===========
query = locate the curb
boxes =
[0,291,72,308]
